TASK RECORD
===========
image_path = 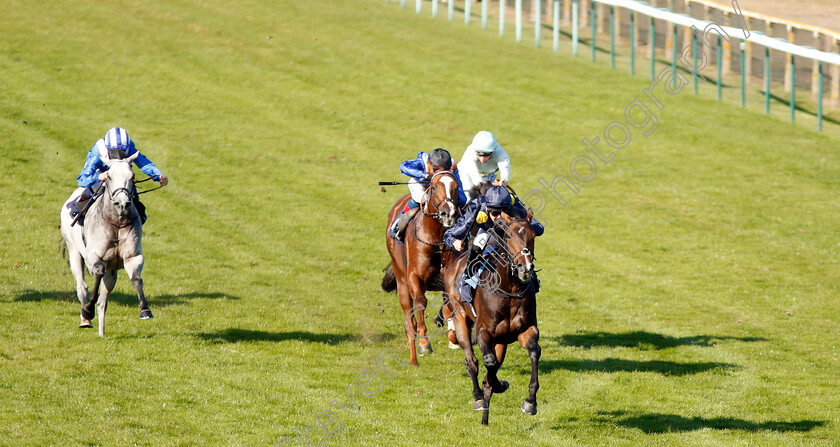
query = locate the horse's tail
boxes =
[59,237,68,260]
[381,263,397,293]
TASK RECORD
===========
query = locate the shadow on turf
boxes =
[196,328,396,345]
[593,411,826,433]
[551,331,765,350]
[13,289,239,308]
[535,358,736,376]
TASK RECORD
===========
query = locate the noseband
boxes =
[104,172,137,206]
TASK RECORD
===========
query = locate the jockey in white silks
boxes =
[68,127,168,224]
[457,131,511,202]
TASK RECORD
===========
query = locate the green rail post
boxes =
[482,0,488,29]
[693,33,698,94]
[740,41,745,107]
[790,55,795,122]
[591,0,596,62]
[630,11,635,75]
[449,0,454,21]
[650,16,656,81]
[764,46,770,114]
[432,0,438,17]
[610,6,615,68]
[572,0,579,56]
[717,34,722,101]
[500,0,506,36]
[516,0,522,42]
[554,0,560,52]
[671,23,677,88]
[818,61,823,131]
[535,0,541,48]
[465,0,471,25]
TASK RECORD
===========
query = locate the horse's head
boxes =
[423,170,460,228]
[494,216,535,284]
[104,153,139,220]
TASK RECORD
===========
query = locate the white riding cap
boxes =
[104,127,132,150]
[467,131,500,155]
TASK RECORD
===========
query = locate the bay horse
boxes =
[60,153,153,336]
[382,170,461,366]
[442,215,540,425]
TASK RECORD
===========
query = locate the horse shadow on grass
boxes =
[551,330,765,350]
[195,328,397,345]
[593,411,826,433]
[534,358,736,376]
[13,289,239,308]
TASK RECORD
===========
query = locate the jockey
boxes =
[68,127,168,224]
[458,131,511,202]
[443,186,544,307]
[390,148,467,240]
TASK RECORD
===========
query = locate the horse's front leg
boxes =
[67,249,91,328]
[408,273,432,356]
[97,271,117,337]
[477,329,508,425]
[453,312,484,409]
[125,255,152,319]
[518,325,541,415]
[82,258,106,321]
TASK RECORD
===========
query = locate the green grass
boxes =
[1,0,839,445]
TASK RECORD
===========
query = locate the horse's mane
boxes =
[466,181,493,204]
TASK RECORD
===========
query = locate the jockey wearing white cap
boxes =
[458,131,511,202]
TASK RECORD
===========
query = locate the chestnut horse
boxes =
[442,215,540,425]
[382,170,461,366]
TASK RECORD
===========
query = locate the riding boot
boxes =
[395,207,419,241]
[67,192,91,219]
[463,245,484,288]
[133,195,147,224]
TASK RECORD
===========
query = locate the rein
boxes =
[134,176,164,194]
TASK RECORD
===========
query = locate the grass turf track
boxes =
[0,0,839,445]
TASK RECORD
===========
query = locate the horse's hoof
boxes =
[473,399,488,411]
[81,308,95,321]
[139,309,154,320]
[521,400,537,415]
[418,344,433,356]
[448,341,461,350]
[497,380,510,393]
[79,318,92,328]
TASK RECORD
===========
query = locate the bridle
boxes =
[421,170,460,219]
[482,217,536,299]
[412,170,461,247]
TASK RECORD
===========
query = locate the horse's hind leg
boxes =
[518,326,541,415]
[97,270,117,337]
[68,250,91,328]
[125,255,152,319]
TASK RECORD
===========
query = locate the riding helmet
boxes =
[484,186,512,210]
[467,131,499,155]
[428,148,453,169]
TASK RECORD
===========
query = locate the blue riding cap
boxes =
[484,186,512,210]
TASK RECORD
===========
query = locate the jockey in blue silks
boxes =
[443,186,544,307]
[389,148,467,240]
[68,127,168,224]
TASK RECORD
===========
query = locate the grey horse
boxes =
[60,153,153,336]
